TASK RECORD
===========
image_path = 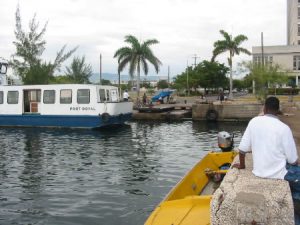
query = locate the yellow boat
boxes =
[144,151,237,225]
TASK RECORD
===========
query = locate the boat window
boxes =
[43,90,55,104]
[0,91,3,104]
[110,89,118,102]
[7,91,19,104]
[29,90,41,102]
[60,89,72,104]
[106,90,110,101]
[99,89,106,102]
[77,89,90,104]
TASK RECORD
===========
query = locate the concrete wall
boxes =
[211,154,295,225]
[192,103,262,121]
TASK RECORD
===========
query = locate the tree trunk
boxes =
[137,62,140,98]
[229,55,233,99]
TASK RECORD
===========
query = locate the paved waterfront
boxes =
[280,104,300,156]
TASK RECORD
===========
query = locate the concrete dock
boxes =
[132,104,192,120]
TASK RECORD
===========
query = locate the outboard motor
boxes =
[217,131,234,152]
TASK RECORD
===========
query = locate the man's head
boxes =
[264,96,280,115]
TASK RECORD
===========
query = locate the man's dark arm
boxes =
[232,151,246,169]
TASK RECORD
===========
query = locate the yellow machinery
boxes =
[144,151,237,225]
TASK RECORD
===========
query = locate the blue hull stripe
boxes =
[0,113,132,128]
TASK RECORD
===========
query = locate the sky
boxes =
[0,0,287,78]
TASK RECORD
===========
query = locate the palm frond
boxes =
[219,30,231,42]
[118,56,131,74]
[129,55,138,77]
[124,35,140,50]
[142,39,159,47]
[233,35,248,46]
[237,47,251,56]
[141,58,149,75]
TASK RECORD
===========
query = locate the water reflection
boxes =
[0,121,246,225]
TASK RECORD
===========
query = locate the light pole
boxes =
[99,54,102,85]
[186,60,189,96]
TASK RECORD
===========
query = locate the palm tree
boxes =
[114,35,162,96]
[212,30,251,99]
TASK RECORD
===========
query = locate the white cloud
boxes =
[0,0,287,77]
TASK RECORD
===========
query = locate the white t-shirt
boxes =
[123,92,129,99]
[238,114,298,179]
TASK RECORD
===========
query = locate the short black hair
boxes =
[265,96,279,112]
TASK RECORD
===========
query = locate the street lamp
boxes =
[186,60,189,96]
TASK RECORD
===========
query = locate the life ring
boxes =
[206,109,218,121]
[101,113,110,122]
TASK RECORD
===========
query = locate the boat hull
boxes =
[0,113,132,129]
[144,151,237,225]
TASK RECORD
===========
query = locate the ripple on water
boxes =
[0,121,246,225]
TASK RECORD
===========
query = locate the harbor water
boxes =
[0,121,246,225]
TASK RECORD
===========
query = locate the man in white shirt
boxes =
[234,96,299,224]
[123,90,129,101]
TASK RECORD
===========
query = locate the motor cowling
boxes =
[217,131,234,152]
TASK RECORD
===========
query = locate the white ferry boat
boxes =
[0,62,133,129]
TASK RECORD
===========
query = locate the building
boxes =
[252,0,300,86]
[287,0,300,45]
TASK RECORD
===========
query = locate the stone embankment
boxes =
[211,154,294,225]
[192,101,262,121]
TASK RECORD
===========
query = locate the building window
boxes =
[7,91,19,104]
[43,90,55,104]
[269,56,273,65]
[253,55,273,65]
[60,89,72,104]
[0,91,3,104]
[298,24,300,36]
[77,89,90,104]
[293,55,300,70]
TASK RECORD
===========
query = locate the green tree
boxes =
[100,79,112,85]
[65,56,92,84]
[141,80,151,88]
[212,30,251,99]
[10,5,77,84]
[172,60,229,93]
[195,60,229,91]
[242,61,288,100]
[114,35,162,96]
[157,80,169,89]
[50,75,74,84]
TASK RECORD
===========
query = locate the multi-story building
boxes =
[252,0,300,86]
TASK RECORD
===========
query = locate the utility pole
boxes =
[192,54,200,68]
[167,65,170,88]
[186,60,189,96]
[118,64,121,99]
[261,32,264,66]
[99,54,102,85]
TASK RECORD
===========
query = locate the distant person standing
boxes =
[219,92,224,103]
[123,90,129,101]
[142,93,147,105]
